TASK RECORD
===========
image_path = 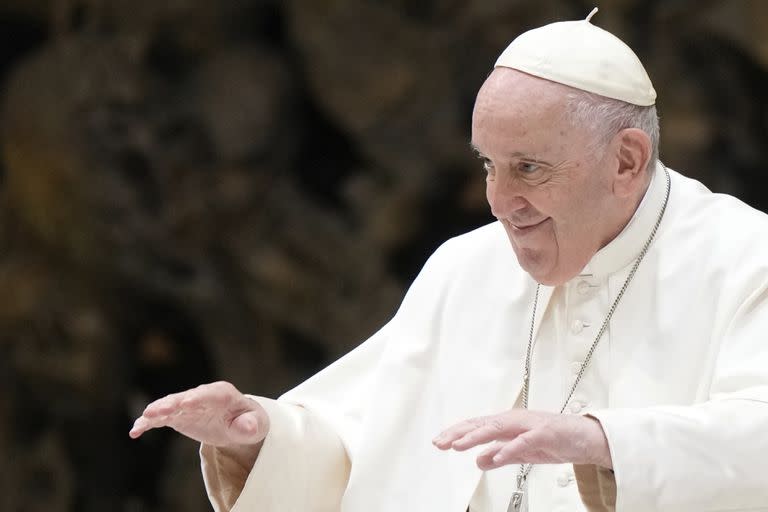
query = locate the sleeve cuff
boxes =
[200,396,350,512]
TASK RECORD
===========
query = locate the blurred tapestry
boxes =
[0,1,766,511]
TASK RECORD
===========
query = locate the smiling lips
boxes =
[506,217,550,233]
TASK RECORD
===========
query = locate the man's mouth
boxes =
[506,217,550,233]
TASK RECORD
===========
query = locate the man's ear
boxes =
[612,128,652,198]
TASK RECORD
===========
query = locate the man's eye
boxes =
[482,159,495,173]
[518,162,540,174]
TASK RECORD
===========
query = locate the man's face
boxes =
[471,69,624,285]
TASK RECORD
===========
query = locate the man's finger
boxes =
[143,392,186,418]
[432,417,489,449]
[228,411,268,445]
[450,418,512,451]
[475,442,504,469]
[129,416,159,439]
[482,434,539,469]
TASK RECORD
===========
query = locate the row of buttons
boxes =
[570,282,592,415]
[513,276,600,509]
[556,277,596,508]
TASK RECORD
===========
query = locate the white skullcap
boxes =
[494,8,656,106]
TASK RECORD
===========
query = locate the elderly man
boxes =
[130,10,768,512]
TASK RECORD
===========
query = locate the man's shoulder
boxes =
[670,168,768,240]
[665,167,768,273]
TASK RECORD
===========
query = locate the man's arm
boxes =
[130,382,350,512]
[587,393,768,511]
[585,277,768,511]
[436,278,768,512]
[434,391,768,512]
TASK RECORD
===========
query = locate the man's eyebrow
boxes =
[509,152,547,163]
[469,144,550,165]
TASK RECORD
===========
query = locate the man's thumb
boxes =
[230,410,269,444]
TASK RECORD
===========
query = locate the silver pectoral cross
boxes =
[507,490,524,512]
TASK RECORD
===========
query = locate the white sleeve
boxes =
[590,395,768,511]
[200,397,350,512]
[590,282,768,512]
[197,237,462,511]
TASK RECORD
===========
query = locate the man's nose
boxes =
[487,177,527,218]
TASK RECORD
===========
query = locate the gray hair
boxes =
[564,90,660,173]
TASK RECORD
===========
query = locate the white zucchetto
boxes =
[494,8,656,106]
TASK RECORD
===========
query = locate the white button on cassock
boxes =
[569,401,585,413]
[556,474,571,487]
[570,361,582,375]
[576,280,591,295]
[571,319,585,334]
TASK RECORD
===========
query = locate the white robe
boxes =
[201,163,768,512]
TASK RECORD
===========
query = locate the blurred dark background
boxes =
[0,0,766,511]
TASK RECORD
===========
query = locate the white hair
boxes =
[564,90,660,173]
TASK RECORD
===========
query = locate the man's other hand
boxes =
[432,409,612,470]
[129,381,269,448]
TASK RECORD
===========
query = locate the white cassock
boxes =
[200,162,768,512]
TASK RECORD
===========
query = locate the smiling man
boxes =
[130,10,768,512]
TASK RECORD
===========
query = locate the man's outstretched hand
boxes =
[432,409,612,471]
[129,381,270,449]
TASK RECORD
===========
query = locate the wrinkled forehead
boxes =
[474,68,570,120]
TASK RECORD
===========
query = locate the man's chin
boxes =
[520,261,583,287]
[530,272,568,287]
[513,249,550,282]
[512,251,573,286]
